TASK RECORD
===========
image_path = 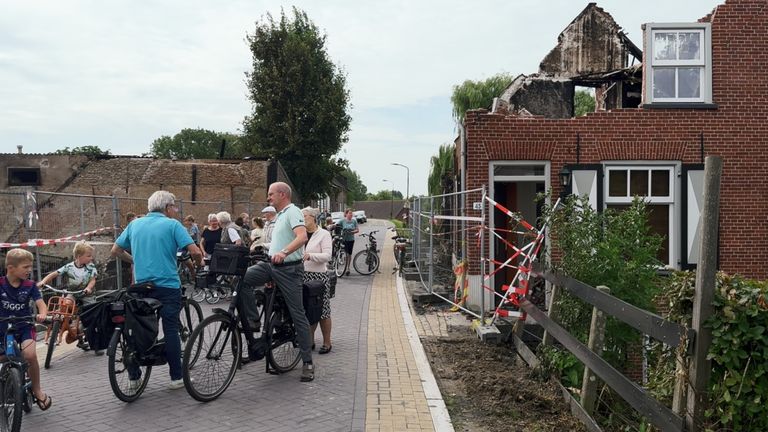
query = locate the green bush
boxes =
[649,272,768,431]
[540,194,662,370]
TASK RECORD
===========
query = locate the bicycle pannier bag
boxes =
[210,243,250,275]
[302,280,325,325]
[80,300,115,351]
[124,297,162,354]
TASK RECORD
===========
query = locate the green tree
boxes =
[428,143,455,197]
[53,145,111,157]
[242,7,351,200]
[367,190,403,200]
[150,128,249,159]
[343,168,367,204]
[574,89,596,116]
[450,73,513,122]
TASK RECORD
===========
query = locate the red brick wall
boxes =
[464,0,768,279]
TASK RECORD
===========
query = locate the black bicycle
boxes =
[392,233,411,276]
[0,315,51,432]
[330,232,347,278]
[353,230,381,275]
[182,270,300,402]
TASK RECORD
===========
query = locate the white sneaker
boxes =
[128,379,141,392]
[168,379,184,390]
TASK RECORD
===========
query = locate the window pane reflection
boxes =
[678,32,701,60]
[609,170,627,197]
[630,170,649,196]
[654,32,677,60]
[678,68,701,98]
[653,68,675,98]
[651,170,670,196]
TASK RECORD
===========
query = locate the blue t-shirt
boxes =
[116,212,194,289]
[340,219,358,242]
[0,276,41,320]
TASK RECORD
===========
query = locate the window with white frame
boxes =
[646,23,712,104]
[605,166,676,265]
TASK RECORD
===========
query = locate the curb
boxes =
[395,273,455,432]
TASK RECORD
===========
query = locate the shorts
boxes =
[0,325,35,355]
[344,240,355,255]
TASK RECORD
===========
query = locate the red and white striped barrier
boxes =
[0,227,114,249]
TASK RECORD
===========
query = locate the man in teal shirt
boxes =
[111,190,203,390]
[244,182,315,382]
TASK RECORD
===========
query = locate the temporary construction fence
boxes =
[409,186,557,322]
[0,189,268,290]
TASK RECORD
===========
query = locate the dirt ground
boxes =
[422,332,586,432]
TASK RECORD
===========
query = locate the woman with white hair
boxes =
[301,207,334,354]
[199,213,222,259]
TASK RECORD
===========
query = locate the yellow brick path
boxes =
[366,235,437,432]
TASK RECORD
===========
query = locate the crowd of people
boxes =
[0,181,371,410]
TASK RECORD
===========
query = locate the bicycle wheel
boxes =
[205,286,221,304]
[182,314,241,402]
[107,329,152,403]
[44,320,61,369]
[179,299,204,347]
[334,249,347,278]
[0,367,23,432]
[265,308,301,373]
[191,286,206,303]
[353,250,380,275]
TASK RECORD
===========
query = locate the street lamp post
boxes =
[391,163,409,225]
[382,179,393,219]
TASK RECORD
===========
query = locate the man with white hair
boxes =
[110,190,203,390]
[244,182,314,381]
[260,205,277,250]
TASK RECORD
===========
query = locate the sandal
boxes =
[319,345,332,354]
[36,394,52,411]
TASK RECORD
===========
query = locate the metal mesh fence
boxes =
[0,190,269,290]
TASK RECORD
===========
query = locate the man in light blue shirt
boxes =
[111,190,203,390]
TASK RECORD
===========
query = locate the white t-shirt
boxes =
[227,227,241,243]
[57,262,98,289]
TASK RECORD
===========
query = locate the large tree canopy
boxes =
[428,143,455,197]
[450,73,513,123]
[343,168,367,205]
[243,8,351,200]
[150,128,249,159]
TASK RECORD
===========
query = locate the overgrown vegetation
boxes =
[53,145,111,157]
[647,271,768,431]
[450,73,513,122]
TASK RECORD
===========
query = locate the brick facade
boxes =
[463,0,768,279]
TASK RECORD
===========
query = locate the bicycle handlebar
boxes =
[40,284,88,296]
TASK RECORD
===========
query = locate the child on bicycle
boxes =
[1,248,51,410]
[37,241,100,354]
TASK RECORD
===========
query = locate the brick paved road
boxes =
[23,225,383,432]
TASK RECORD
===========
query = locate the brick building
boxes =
[458,0,767,305]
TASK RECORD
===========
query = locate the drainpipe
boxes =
[459,122,467,262]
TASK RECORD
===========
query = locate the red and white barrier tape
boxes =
[0,227,114,249]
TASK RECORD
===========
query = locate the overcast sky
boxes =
[0,0,722,197]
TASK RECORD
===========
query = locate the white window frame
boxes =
[603,162,681,268]
[645,22,712,104]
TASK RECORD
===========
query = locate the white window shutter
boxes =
[570,166,603,211]
[682,166,705,268]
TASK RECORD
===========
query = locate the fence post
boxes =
[542,284,561,347]
[178,199,184,217]
[428,196,434,295]
[480,184,487,317]
[112,195,123,290]
[686,156,722,431]
[79,195,86,234]
[581,285,610,415]
[414,197,421,265]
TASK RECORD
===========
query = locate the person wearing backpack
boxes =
[110,190,203,390]
[217,211,250,248]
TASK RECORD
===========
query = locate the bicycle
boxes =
[0,315,51,432]
[330,232,347,278]
[105,283,203,403]
[352,230,381,275]
[40,285,87,369]
[392,233,411,276]
[182,264,301,402]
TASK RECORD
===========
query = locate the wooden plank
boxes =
[581,285,610,415]
[512,333,540,369]
[686,156,722,430]
[557,381,604,432]
[519,297,684,432]
[531,264,693,349]
[542,284,560,347]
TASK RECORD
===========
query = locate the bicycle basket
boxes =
[210,243,250,275]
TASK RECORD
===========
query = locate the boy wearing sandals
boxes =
[0,248,52,410]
